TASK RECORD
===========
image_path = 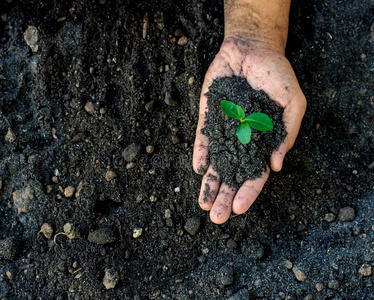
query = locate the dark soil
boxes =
[0,0,373,299]
[202,76,287,189]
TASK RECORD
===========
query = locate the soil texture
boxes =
[0,0,373,299]
[202,76,287,189]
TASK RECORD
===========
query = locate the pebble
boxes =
[328,279,340,290]
[338,206,356,221]
[228,288,249,300]
[184,217,201,235]
[324,213,336,223]
[358,263,372,276]
[164,92,178,106]
[0,237,19,260]
[188,76,195,85]
[218,265,234,285]
[40,223,54,239]
[146,145,154,154]
[177,36,188,46]
[12,186,34,214]
[64,186,75,198]
[283,259,293,269]
[145,100,157,112]
[105,170,117,182]
[63,223,80,239]
[165,209,172,219]
[84,101,95,114]
[88,228,117,244]
[103,268,120,289]
[315,283,324,291]
[123,143,141,162]
[171,135,180,144]
[144,129,151,136]
[5,128,16,143]
[126,162,136,169]
[133,227,143,238]
[150,195,157,202]
[24,25,39,52]
[292,266,307,281]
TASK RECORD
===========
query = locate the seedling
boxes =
[220,100,273,144]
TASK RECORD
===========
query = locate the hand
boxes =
[193,36,306,224]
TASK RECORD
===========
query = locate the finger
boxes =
[232,169,270,214]
[193,56,234,174]
[198,166,220,211]
[271,91,306,172]
[210,183,237,224]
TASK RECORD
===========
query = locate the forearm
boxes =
[224,0,291,53]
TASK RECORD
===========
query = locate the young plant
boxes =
[220,100,274,144]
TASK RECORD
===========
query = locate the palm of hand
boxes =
[193,37,306,224]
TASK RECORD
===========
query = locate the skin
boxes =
[193,0,307,224]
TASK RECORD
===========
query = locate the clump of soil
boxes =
[202,76,287,189]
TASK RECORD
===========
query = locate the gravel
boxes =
[88,228,117,245]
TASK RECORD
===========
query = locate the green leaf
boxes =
[236,122,252,144]
[245,112,274,131]
[220,100,245,121]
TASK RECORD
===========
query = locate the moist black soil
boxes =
[202,76,287,189]
[0,0,374,299]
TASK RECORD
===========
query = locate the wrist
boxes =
[224,0,291,53]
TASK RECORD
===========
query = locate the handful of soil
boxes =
[201,76,287,190]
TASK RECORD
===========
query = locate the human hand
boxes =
[193,36,306,224]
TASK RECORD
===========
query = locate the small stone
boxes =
[84,101,95,114]
[174,187,180,193]
[103,268,119,289]
[184,217,201,235]
[164,92,178,106]
[145,101,157,112]
[218,265,234,286]
[75,181,84,198]
[0,237,19,260]
[12,186,34,214]
[63,223,80,239]
[358,263,372,277]
[188,76,195,85]
[123,143,141,162]
[165,209,172,219]
[99,107,106,115]
[324,213,336,223]
[40,223,53,239]
[89,67,94,74]
[228,288,249,300]
[88,227,117,244]
[338,206,356,222]
[144,129,151,136]
[24,25,39,52]
[52,176,59,183]
[315,283,324,292]
[171,135,180,144]
[292,266,307,281]
[105,170,117,182]
[126,162,136,169]
[150,195,157,202]
[328,279,340,290]
[177,36,188,46]
[283,260,293,269]
[146,145,154,154]
[136,195,143,203]
[64,186,75,198]
[133,227,143,238]
[5,128,16,143]
[304,295,312,300]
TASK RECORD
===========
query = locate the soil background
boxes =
[0,0,373,299]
